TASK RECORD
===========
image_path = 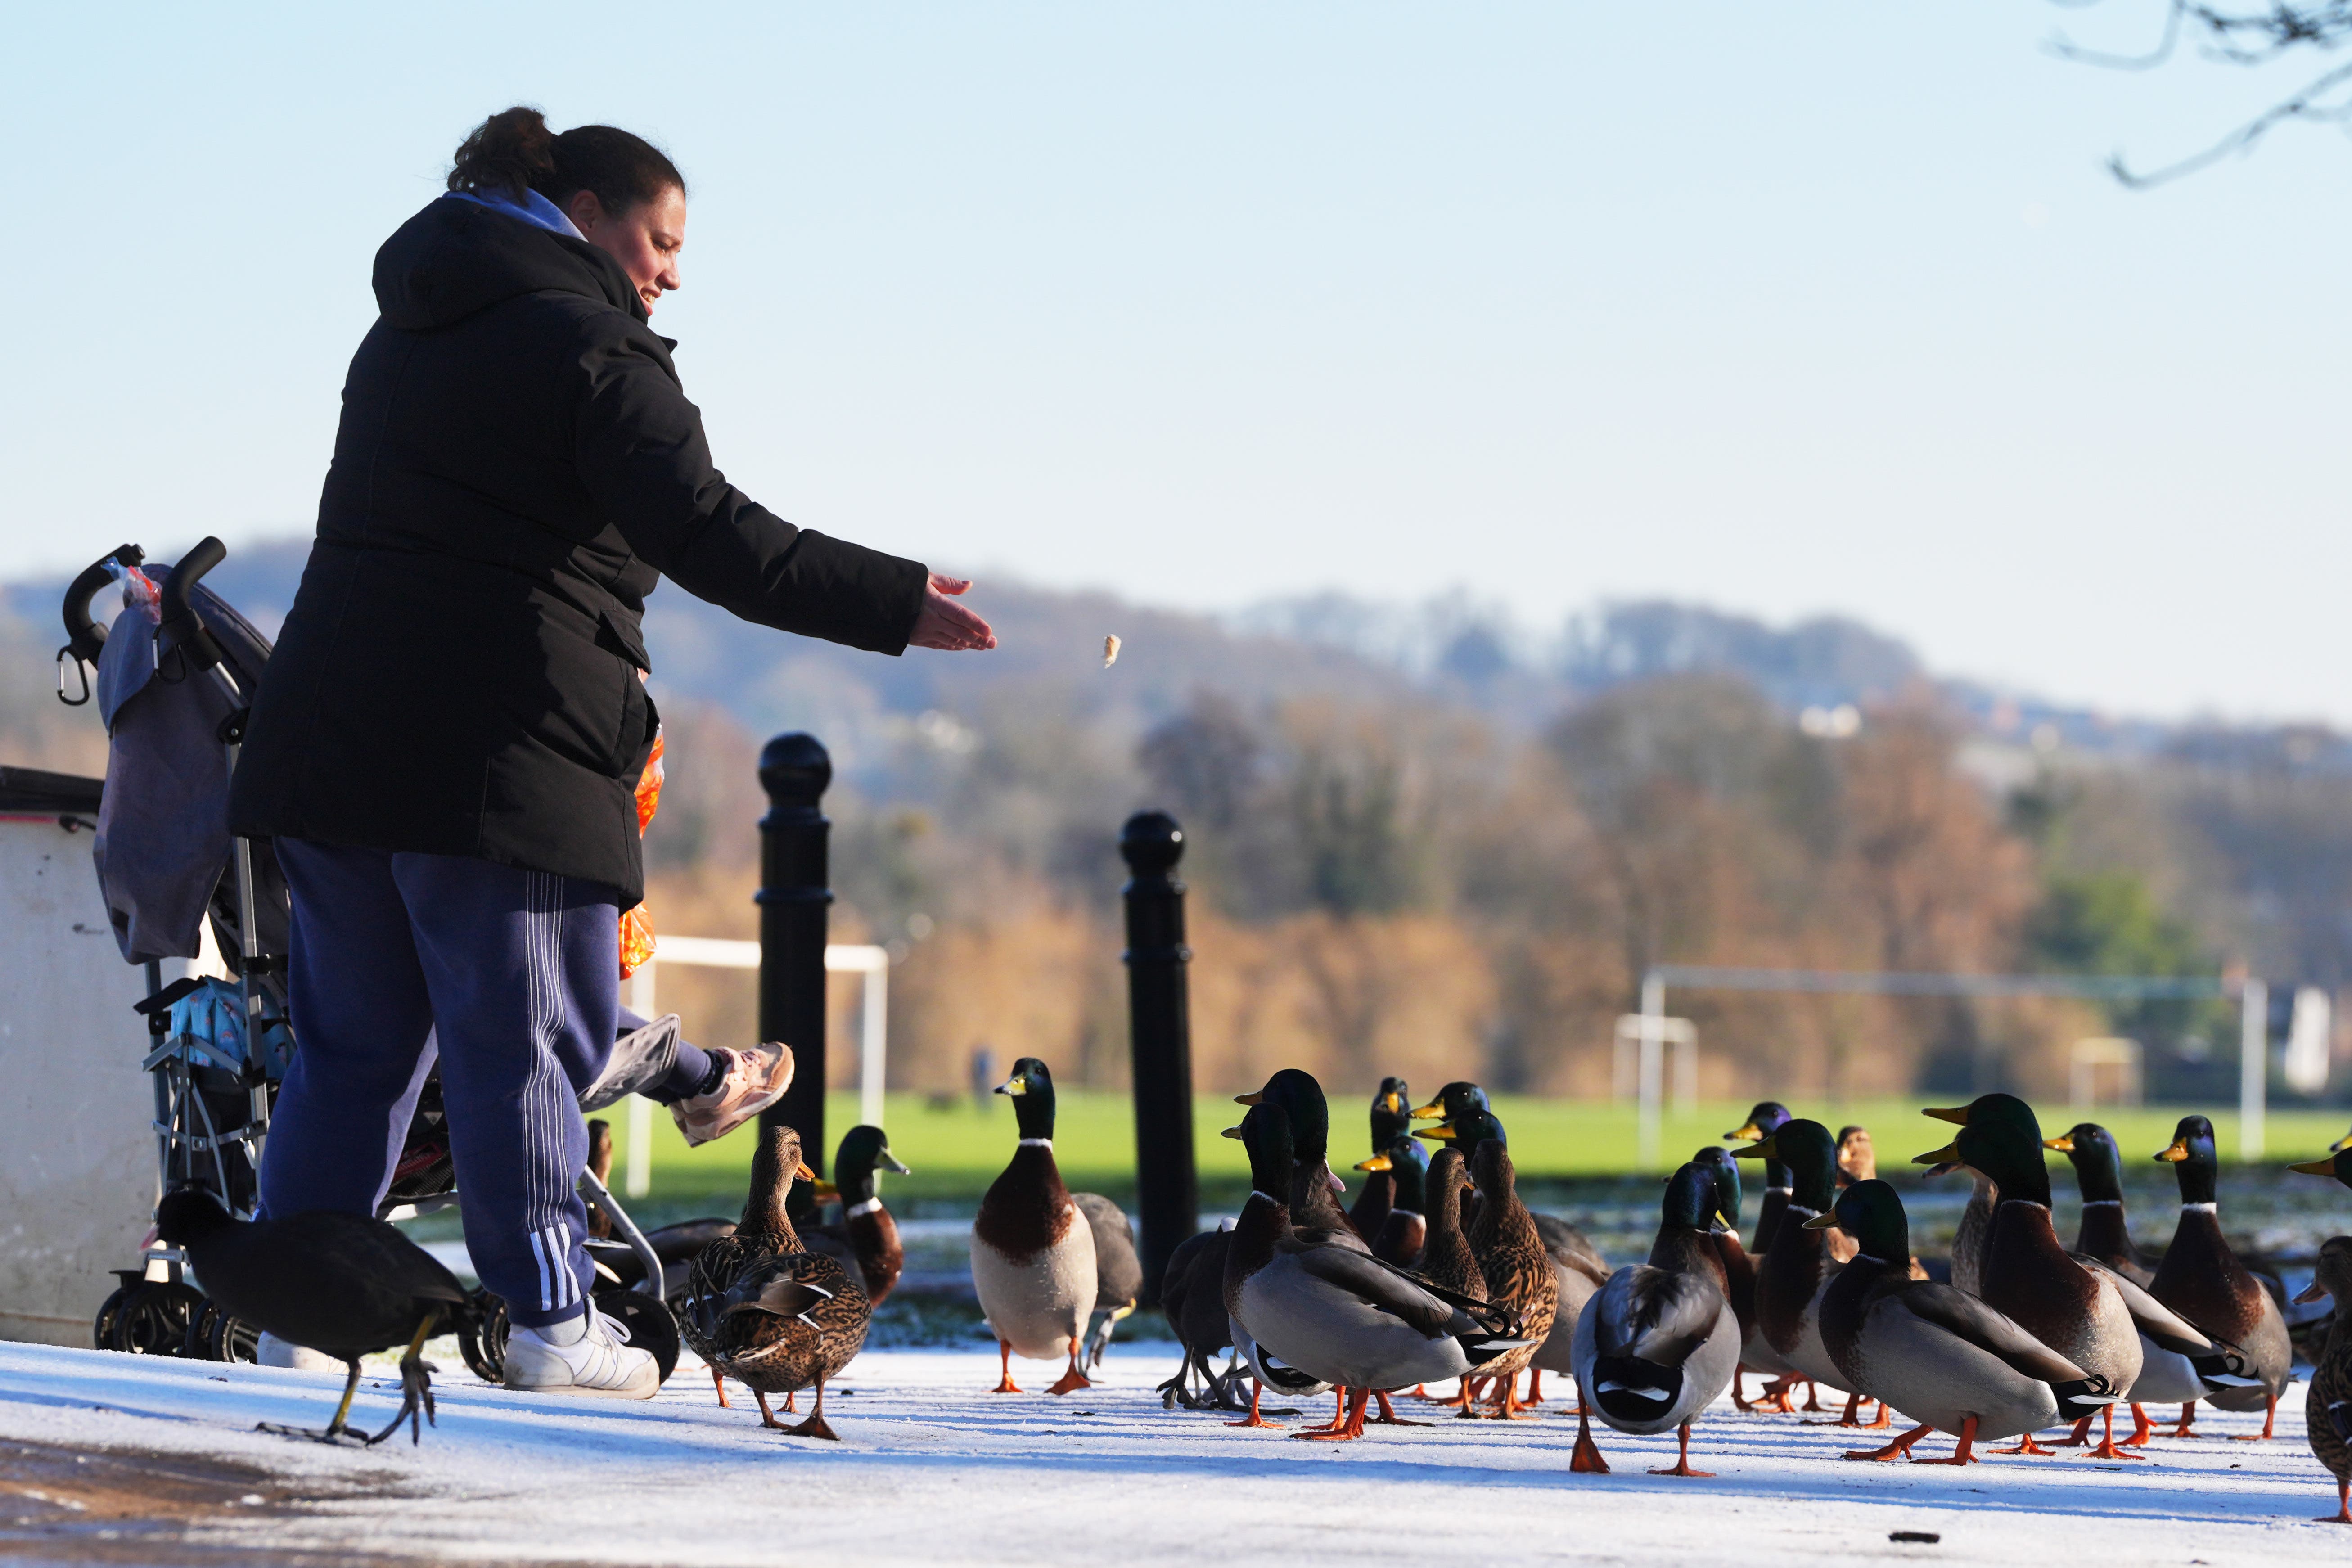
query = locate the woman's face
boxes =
[566,185,686,315]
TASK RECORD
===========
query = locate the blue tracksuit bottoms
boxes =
[257,838,618,1328]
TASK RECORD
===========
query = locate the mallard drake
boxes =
[1241,1069,1364,1248]
[2292,1235,2352,1523]
[1156,1225,1240,1410]
[2148,1115,2293,1440]
[1356,1135,1430,1268]
[1075,1192,1143,1367]
[1726,1101,1796,1251]
[683,1124,807,1409]
[971,1057,1098,1396]
[1420,1109,1556,1419]
[1690,1145,1761,1410]
[1568,1161,1742,1477]
[1733,1117,1858,1420]
[804,1124,910,1306]
[1914,1094,2248,1461]
[156,1189,463,1446]
[1349,1078,1415,1242]
[688,1126,870,1439]
[1806,1179,2118,1465]
[1221,1103,1525,1442]
[2044,1123,2155,1287]
[1413,1082,1491,1229]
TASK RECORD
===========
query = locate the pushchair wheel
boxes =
[91,1270,141,1351]
[594,1288,680,1385]
[457,1288,509,1385]
[193,1300,261,1363]
[101,1279,207,1356]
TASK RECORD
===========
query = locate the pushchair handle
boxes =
[59,543,145,665]
[157,537,229,675]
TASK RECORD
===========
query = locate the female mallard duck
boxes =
[1356,1134,1430,1268]
[1805,1178,2117,1465]
[1075,1192,1143,1368]
[805,1124,910,1306]
[971,1057,1097,1396]
[1349,1078,1415,1243]
[2045,1123,2155,1286]
[1733,1117,1856,1420]
[2291,1235,2352,1524]
[686,1126,871,1438]
[2149,1115,2293,1440]
[1568,1160,1742,1477]
[682,1124,806,1408]
[1913,1094,2248,1461]
[1221,1103,1524,1441]
[1241,1069,1364,1248]
[1421,1109,1556,1419]
[1408,1145,1484,1407]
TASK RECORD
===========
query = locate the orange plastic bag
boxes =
[618,727,665,979]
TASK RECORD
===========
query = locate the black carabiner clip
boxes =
[55,647,92,707]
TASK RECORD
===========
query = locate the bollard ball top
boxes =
[1119,810,1185,874]
[759,732,833,804]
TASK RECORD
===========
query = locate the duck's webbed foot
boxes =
[1293,1387,1370,1442]
[1226,1378,1284,1429]
[2077,1406,2145,1461]
[1568,1405,1610,1473]
[1753,1375,1800,1414]
[2229,1395,2278,1442]
[1370,1390,1428,1426]
[2319,1477,2352,1524]
[1844,1422,1934,1462]
[1991,1426,2057,1456]
[1647,1419,1714,1477]
[1046,1338,1093,1396]
[710,1365,733,1408]
[784,1381,841,1441]
[1910,1415,1979,1465]
[990,1339,1023,1394]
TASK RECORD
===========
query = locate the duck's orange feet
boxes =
[1992,1425,2057,1456]
[784,1383,840,1441]
[1293,1387,1370,1442]
[990,1339,1023,1394]
[1730,1365,1754,1413]
[1568,1406,1611,1473]
[1226,1379,1284,1429]
[1522,1369,1545,1406]
[2078,1406,2144,1460]
[710,1366,733,1408]
[1753,1375,1799,1414]
[2320,1478,2352,1523]
[1046,1360,1094,1397]
[1912,1416,1979,1465]
[782,1391,798,1413]
[1835,1390,1864,1427]
[1300,1388,1351,1433]
[1370,1390,1428,1426]
[754,1390,793,1431]
[2052,1414,2094,1447]
[1845,1422,1935,1462]
[2121,1403,2154,1446]
[1865,1400,1892,1430]
[1648,1420,1714,1477]
[2168,1401,2199,1438]
[1801,1380,1823,1413]
[2230,1395,2279,1441]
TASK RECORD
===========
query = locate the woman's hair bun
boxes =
[448,106,559,201]
[448,107,686,217]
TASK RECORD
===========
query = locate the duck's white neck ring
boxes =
[1018,1137,1054,1149]
[1785,1204,1823,1220]
[1766,1186,1793,1196]
[2081,1199,2122,1208]
[844,1196,883,1217]
[2180,1201,2217,1213]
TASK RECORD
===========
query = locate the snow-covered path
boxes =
[0,1341,2339,1565]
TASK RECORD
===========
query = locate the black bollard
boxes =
[757,734,834,1173]
[1121,810,1197,1304]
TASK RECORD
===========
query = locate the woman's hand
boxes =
[909,573,997,651]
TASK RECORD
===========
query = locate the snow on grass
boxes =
[0,1340,2337,1566]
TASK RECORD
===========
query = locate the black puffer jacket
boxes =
[229,199,927,903]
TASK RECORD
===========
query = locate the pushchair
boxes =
[58,536,703,1384]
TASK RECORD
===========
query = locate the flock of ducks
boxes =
[138,1057,2352,1527]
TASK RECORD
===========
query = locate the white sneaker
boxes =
[502,1309,660,1399]
[256,1331,341,1372]
[670,1041,795,1148]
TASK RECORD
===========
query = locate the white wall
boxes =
[0,816,155,1346]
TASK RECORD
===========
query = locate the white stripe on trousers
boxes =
[518,872,576,1313]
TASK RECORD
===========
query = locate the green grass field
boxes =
[602,1090,2352,1218]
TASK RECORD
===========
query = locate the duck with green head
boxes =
[804,1124,911,1305]
[1349,1078,1415,1244]
[2044,1123,2155,1286]
[1805,1179,2118,1465]
[971,1058,1098,1396]
[1355,1134,1429,1268]
[1914,1094,2247,1461]
[1221,1103,1523,1440]
[2287,1235,2352,1523]
[1419,1108,1558,1419]
[1567,1160,1743,1477]
[1726,1101,1796,1251]
[1241,1069,1365,1251]
[2149,1114,2292,1439]
[1734,1117,1863,1422]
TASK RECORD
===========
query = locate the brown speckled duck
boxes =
[2289,1233,2352,1523]
[1422,1109,1555,1419]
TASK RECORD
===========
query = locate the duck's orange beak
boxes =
[795,1160,818,1181]
[2289,1157,2337,1175]
[1921,1106,1970,1126]
[1355,1152,1394,1172]
[2155,1139,2190,1163]
[1731,1135,1779,1161]
[1801,1212,1841,1232]
[1913,1142,1960,1165]
[1234,1091,1262,1106]
[2043,1135,2075,1153]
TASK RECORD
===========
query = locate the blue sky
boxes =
[5,4,2347,721]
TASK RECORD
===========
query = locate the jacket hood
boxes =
[372,198,645,332]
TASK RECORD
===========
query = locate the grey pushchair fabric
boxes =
[89,576,286,963]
